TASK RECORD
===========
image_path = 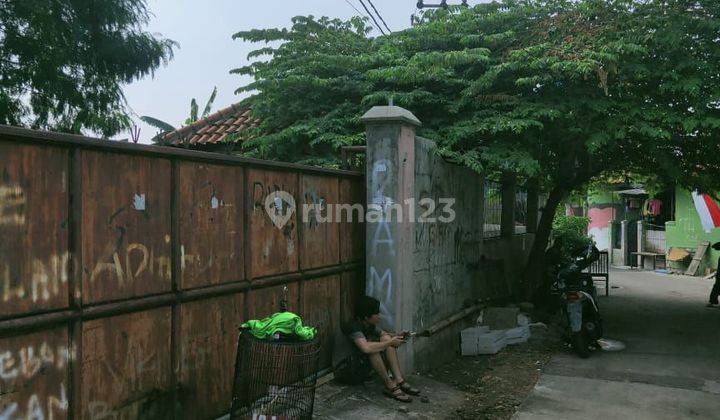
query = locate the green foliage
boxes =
[139,116,176,134]
[141,87,218,143]
[551,214,593,263]
[234,1,720,196]
[0,0,176,137]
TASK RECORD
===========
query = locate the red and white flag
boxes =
[691,192,720,233]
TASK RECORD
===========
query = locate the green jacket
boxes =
[241,311,316,341]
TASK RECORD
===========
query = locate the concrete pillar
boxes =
[362,105,420,373]
[500,171,516,237]
[637,221,644,268]
[608,223,614,264]
[526,179,539,234]
[620,220,628,266]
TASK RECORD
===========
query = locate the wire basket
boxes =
[230,331,321,420]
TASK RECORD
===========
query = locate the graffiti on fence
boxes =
[0,384,68,420]
[0,185,25,227]
[0,252,70,305]
[0,341,70,420]
[89,243,170,286]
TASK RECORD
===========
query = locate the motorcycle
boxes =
[552,244,604,358]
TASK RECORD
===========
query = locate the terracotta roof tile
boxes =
[163,103,259,146]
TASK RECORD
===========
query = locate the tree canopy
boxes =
[235,0,720,188]
[0,0,175,136]
[235,0,720,294]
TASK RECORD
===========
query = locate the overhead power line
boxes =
[358,0,387,35]
[344,0,385,35]
[366,0,392,33]
[343,0,364,16]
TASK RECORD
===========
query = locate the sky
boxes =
[122,0,429,143]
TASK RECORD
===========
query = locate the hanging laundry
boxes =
[643,199,663,217]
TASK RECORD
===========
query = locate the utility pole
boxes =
[416,0,468,9]
[413,1,469,25]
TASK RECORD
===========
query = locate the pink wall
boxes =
[588,206,615,251]
[588,207,615,229]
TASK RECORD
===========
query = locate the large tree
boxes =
[0,0,175,136]
[234,1,720,297]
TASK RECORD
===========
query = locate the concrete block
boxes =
[460,328,506,356]
[503,325,531,345]
[460,326,490,340]
[518,302,535,313]
[480,307,520,330]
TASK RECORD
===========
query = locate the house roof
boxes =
[616,188,647,196]
[163,103,259,146]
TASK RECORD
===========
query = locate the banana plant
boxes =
[140,87,218,144]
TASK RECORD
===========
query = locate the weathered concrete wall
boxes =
[412,137,483,328]
[412,137,483,337]
[587,190,621,252]
[363,106,535,372]
[411,232,535,370]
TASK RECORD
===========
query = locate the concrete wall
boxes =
[587,189,621,252]
[412,137,483,331]
[412,233,535,370]
[362,106,535,371]
[666,186,720,273]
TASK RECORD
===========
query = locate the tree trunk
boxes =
[521,186,567,300]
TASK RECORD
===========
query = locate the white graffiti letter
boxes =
[371,220,395,256]
[27,394,45,420]
[368,266,394,327]
[0,351,19,380]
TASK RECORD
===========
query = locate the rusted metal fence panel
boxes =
[339,178,365,264]
[0,126,365,419]
[247,283,300,321]
[178,162,245,289]
[301,275,341,369]
[81,151,173,304]
[248,169,299,279]
[0,327,70,419]
[300,175,340,270]
[81,308,172,419]
[0,143,70,318]
[178,293,244,419]
[340,271,362,327]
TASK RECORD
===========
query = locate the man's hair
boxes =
[356,296,380,320]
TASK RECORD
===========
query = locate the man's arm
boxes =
[352,336,403,354]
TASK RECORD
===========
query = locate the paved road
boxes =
[515,269,720,420]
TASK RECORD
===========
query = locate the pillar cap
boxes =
[361,106,421,127]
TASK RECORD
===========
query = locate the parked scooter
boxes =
[551,244,603,358]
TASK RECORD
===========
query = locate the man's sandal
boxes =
[398,381,420,396]
[383,385,412,402]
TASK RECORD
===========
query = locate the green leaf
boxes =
[139,116,176,133]
[189,99,199,123]
[202,87,218,119]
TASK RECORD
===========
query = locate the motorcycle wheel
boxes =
[571,331,591,358]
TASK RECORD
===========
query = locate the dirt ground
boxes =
[313,318,567,420]
[423,324,565,420]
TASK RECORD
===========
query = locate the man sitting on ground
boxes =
[344,296,420,402]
